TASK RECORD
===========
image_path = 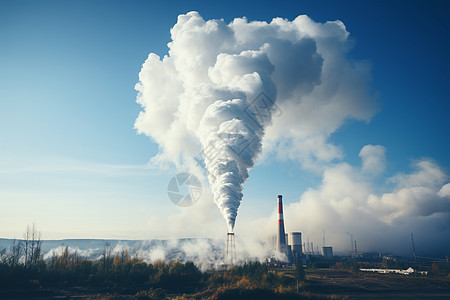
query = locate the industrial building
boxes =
[273,194,332,264]
[322,246,333,258]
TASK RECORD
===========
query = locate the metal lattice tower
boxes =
[226,232,236,265]
[346,232,353,254]
[411,232,417,259]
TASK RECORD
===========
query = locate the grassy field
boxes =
[2,260,450,299]
[288,268,450,299]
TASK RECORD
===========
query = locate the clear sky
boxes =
[1,0,449,256]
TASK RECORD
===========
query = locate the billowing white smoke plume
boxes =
[135,12,340,232]
[134,12,449,256]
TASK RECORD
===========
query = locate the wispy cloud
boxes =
[0,157,164,176]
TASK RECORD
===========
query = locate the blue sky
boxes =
[0,0,449,255]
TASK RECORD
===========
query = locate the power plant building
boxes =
[322,246,333,258]
[271,194,339,265]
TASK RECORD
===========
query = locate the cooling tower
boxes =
[288,232,302,254]
[288,232,302,263]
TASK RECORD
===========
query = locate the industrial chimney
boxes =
[276,195,288,255]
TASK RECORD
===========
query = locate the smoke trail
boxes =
[199,97,267,232]
[135,12,326,232]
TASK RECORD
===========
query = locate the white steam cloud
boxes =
[42,239,269,271]
[135,12,449,257]
[248,150,450,257]
[135,12,373,232]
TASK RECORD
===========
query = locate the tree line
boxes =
[0,226,307,299]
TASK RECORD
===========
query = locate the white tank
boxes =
[288,232,302,254]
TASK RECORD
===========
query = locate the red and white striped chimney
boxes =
[276,195,287,253]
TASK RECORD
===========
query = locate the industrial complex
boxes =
[271,194,333,265]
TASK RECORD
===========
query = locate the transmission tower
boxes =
[226,233,236,265]
[411,232,417,259]
[346,232,353,254]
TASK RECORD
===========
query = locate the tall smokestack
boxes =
[276,195,287,254]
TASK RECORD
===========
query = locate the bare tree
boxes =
[0,248,6,264]
[102,242,113,274]
[24,225,30,268]
[23,224,43,270]
[8,239,23,267]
